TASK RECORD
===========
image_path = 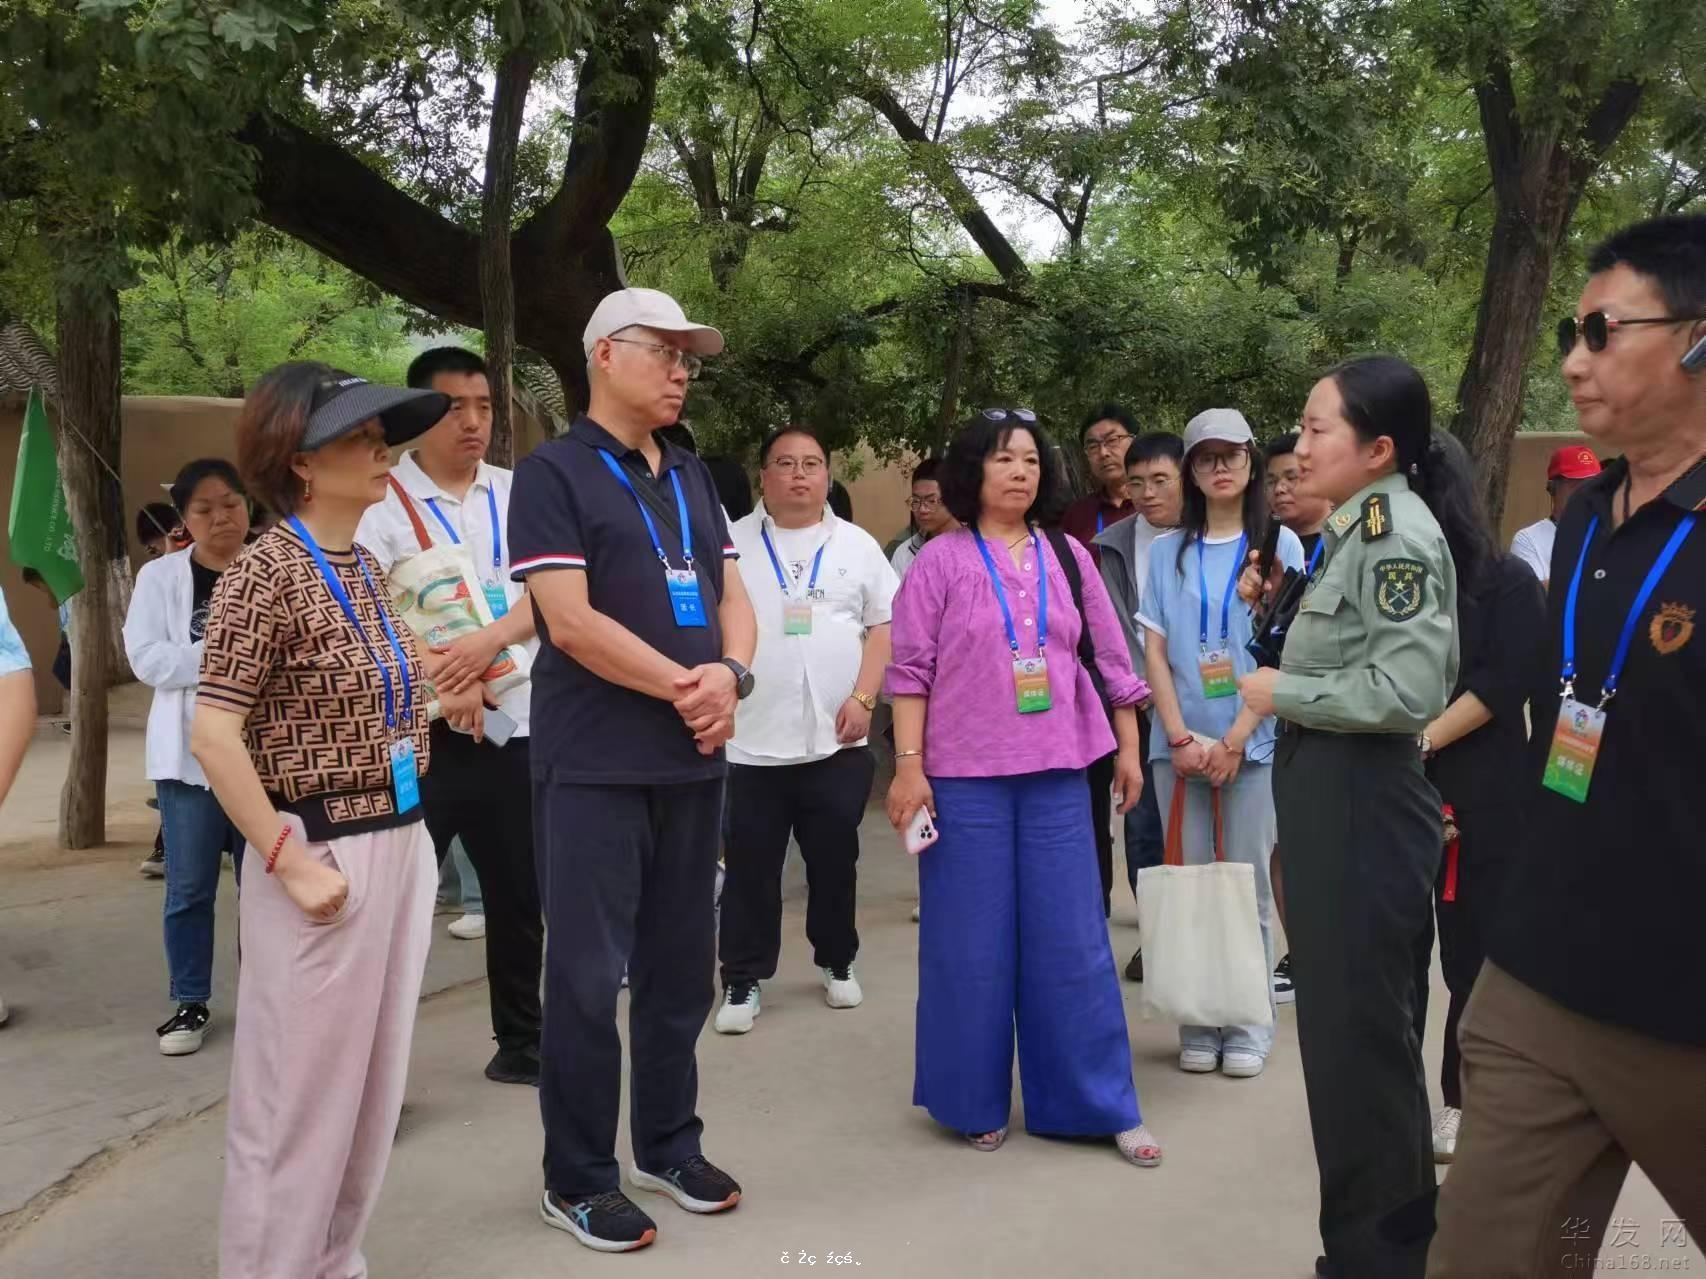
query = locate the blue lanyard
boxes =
[597,451,694,567]
[1560,512,1696,705]
[1197,532,1249,649]
[1306,538,1324,576]
[971,526,1048,655]
[423,483,504,577]
[760,523,825,596]
[287,517,413,731]
[1096,508,1105,537]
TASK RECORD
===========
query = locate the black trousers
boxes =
[535,773,723,1196]
[421,726,543,1052]
[1275,726,1442,1279]
[719,748,875,986]
[1411,799,1520,1110]
[1086,751,1115,917]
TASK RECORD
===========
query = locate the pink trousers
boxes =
[219,816,435,1279]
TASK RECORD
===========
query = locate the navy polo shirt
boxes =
[509,415,739,785]
[1492,454,1706,1045]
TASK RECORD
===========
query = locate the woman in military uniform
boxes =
[1239,355,1472,1279]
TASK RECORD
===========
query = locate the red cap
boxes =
[1547,445,1601,482]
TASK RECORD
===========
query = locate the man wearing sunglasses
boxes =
[1429,214,1706,1275]
[1509,445,1602,588]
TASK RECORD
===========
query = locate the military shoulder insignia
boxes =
[1649,602,1695,655]
[1373,558,1427,622]
[1361,493,1392,542]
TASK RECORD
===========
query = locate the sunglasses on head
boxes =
[1556,311,1706,358]
[980,407,1038,424]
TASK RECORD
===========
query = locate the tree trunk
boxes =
[932,288,973,453]
[1451,204,1563,526]
[53,270,127,849]
[480,45,537,468]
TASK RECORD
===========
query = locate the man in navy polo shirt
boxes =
[509,287,757,1254]
[1429,215,1706,1274]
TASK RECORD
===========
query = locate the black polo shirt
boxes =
[1491,454,1706,1045]
[509,415,738,785]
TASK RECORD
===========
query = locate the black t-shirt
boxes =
[1491,456,1706,1045]
[189,554,222,641]
[508,416,737,786]
[1296,529,1323,563]
[1426,553,1548,811]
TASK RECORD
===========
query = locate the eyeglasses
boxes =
[766,456,826,475]
[1556,311,1706,358]
[607,337,703,380]
[908,494,941,511]
[1190,448,1252,476]
[980,407,1037,424]
[1084,432,1134,457]
[1126,474,1176,495]
[1264,471,1302,492]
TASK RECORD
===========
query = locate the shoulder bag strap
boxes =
[386,473,436,553]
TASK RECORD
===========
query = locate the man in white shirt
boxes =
[1510,444,1602,586]
[715,427,898,1034]
[889,459,956,579]
[355,346,544,1086]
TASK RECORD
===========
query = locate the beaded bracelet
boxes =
[264,826,291,875]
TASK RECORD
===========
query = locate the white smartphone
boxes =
[482,707,518,747]
[904,806,940,856]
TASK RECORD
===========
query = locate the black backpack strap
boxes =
[1044,527,1100,681]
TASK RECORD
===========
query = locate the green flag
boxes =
[8,387,84,603]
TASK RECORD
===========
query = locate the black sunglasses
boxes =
[1556,311,1706,358]
[980,407,1038,424]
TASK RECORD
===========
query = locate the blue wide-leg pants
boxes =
[914,769,1141,1136]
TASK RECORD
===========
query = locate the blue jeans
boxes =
[1123,751,1164,898]
[437,837,484,913]
[158,780,241,1005]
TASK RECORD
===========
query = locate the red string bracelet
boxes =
[264,826,291,874]
[1168,734,1194,749]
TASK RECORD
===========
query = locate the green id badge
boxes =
[1198,647,1237,699]
[1542,697,1605,803]
[1013,656,1052,713]
[783,600,813,635]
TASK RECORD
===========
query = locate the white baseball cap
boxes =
[1181,408,1255,456]
[582,288,725,358]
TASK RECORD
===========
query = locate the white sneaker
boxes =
[911,903,920,923]
[714,982,761,1034]
[1221,1051,1265,1078]
[448,913,486,940]
[1433,1106,1461,1164]
[0,994,8,1027]
[822,966,863,1009]
[1179,1048,1219,1073]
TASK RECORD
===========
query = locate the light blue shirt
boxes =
[1138,526,1303,763]
[0,591,31,677]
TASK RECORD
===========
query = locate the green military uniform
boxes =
[1270,471,1458,1279]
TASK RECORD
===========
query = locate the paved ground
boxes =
[0,725,1697,1277]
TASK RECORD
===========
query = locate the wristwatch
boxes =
[720,657,755,700]
[849,690,877,711]
[1418,733,1434,757]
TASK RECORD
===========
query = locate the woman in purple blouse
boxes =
[884,410,1161,1167]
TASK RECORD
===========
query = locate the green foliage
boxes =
[120,233,414,396]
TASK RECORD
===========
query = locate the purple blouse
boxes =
[885,527,1150,778]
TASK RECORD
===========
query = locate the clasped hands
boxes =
[674,662,739,756]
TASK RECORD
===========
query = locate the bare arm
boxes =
[526,569,691,701]
[191,705,347,919]
[1144,630,1190,745]
[854,621,891,701]
[717,560,756,666]
[0,671,36,809]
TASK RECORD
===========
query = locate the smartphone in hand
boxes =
[904,807,940,856]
